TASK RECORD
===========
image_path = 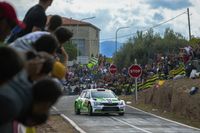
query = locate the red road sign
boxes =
[109,64,117,74]
[128,64,142,78]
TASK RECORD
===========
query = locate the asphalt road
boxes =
[53,95,200,133]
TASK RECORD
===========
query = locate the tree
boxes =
[189,37,200,48]
[113,28,189,70]
[63,42,77,60]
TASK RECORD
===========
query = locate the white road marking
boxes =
[111,116,152,133]
[127,105,200,131]
[52,106,87,133]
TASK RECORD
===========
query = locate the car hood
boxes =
[93,98,120,103]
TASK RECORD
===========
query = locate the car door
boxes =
[82,91,91,112]
[77,91,86,112]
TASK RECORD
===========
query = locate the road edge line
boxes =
[127,105,200,131]
[52,107,87,133]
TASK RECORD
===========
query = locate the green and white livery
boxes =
[74,88,125,116]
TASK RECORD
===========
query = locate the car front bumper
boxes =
[92,105,125,113]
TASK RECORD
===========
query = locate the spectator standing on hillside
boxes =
[7,0,54,43]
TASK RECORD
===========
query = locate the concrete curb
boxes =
[52,106,86,133]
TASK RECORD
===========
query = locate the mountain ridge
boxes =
[100,41,123,57]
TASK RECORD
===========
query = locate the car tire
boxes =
[119,112,124,116]
[75,103,80,115]
[88,103,93,116]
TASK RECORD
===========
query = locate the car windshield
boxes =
[91,91,116,98]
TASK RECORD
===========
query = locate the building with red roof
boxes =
[47,15,100,64]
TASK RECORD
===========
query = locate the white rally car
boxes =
[74,88,125,115]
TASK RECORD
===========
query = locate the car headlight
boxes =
[93,102,102,106]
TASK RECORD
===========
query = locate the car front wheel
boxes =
[88,103,93,116]
[119,112,124,116]
[75,103,80,115]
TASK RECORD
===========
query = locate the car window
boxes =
[80,91,86,98]
[91,91,116,98]
[85,91,90,99]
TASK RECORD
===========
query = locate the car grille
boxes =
[102,103,118,106]
[102,107,119,111]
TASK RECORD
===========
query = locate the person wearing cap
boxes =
[0,2,25,43]
[7,0,53,43]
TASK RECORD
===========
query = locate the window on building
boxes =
[72,39,86,56]
[96,31,99,38]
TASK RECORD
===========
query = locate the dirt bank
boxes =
[144,78,200,121]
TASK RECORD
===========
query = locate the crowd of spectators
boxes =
[0,1,73,132]
[65,44,200,95]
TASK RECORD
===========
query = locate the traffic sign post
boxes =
[128,60,142,103]
[109,64,117,75]
[128,64,142,78]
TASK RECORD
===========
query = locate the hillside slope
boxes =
[130,78,200,128]
[144,78,200,119]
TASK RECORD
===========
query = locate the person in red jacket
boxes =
[0,2,25,42]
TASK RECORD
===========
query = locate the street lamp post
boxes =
[115,26,129,53]
[76,16,95,63]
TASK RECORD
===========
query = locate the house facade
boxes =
[47,15,100,64]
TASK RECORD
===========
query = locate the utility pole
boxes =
[115,26,129,53]
[187,8,191,41]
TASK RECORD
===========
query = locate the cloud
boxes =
[153,13,164,21]
[6,0,37,19]
[146,0,193,10]
[4,0,200,42]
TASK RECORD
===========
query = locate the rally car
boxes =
[74,88,125,116]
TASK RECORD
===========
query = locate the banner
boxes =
[87,57,98,69]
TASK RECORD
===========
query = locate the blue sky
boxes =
[6,0,200,43]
